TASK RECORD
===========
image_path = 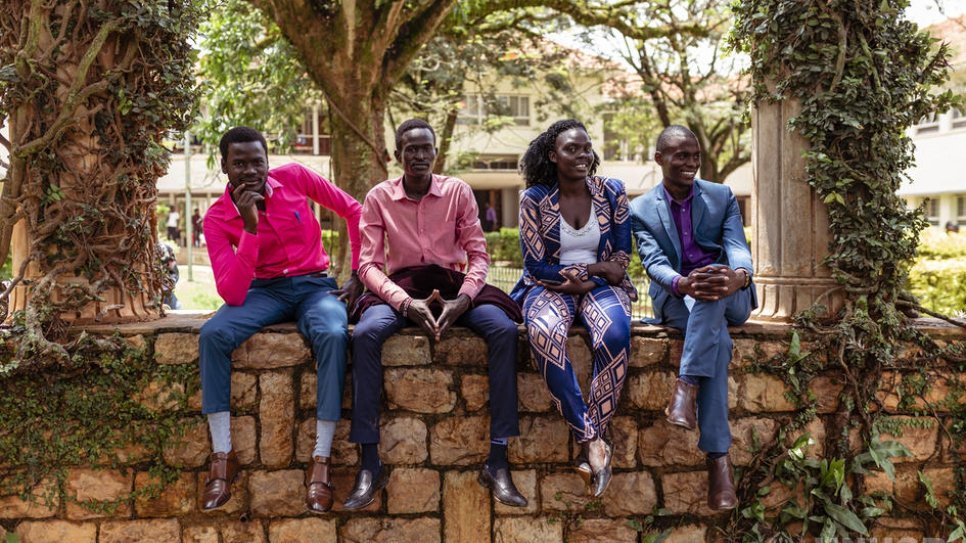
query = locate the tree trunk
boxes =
[434,106,460,174]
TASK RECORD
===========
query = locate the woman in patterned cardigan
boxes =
[510,119,637,497]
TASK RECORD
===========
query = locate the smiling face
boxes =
[221,141,269,195]
[395,127,437,179]
[550,127,594,183]
[655,133,700,196]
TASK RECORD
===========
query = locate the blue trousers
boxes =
[523,284,631,442]
[658,287,753,453]
[199,275,347,421]
[349,303,520,444]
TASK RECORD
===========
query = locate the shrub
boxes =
[916,230,966,260]
[907,257,966,316]
[485,228,524,266]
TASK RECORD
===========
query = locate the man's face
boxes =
[221,141,268,194]
[395,128,437,178]
[655,135,700,192]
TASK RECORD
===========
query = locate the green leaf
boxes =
[949,522,965,542]
[824,503,869,536]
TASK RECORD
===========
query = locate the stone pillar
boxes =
[751,98,844,320]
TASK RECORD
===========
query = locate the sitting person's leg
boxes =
[523,288,592,440]
[577,284,632,497]
[457,303,527,507]
[344,303,406,510]
[198,283,293,510]
[294,275,348,513]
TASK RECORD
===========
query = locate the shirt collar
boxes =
[389,174,443,201]
[662,183,694,206]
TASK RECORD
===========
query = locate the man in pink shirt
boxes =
[343,119,526,510]
[199,127,362,514]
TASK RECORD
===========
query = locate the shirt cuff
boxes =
[671,275,684,297]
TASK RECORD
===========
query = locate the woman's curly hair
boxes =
[519,119,600,188]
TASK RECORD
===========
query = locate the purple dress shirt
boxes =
[664,186,718,296]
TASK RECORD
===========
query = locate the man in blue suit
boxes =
[630,125,756,510]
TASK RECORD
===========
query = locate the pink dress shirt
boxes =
[358,174,489,313]
[204,163,362,306]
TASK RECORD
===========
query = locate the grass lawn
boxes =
[173,265,222,311]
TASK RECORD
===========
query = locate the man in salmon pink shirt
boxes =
[198,127,362,514]
[342,119,526,510]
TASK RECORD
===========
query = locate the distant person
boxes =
[166,208,181,243]
[192,208,203,247]
[630,125,756,511]
[945,221,960,234]
[510,119,636,497]
[483,202,498,232]
[344,119,527,510]
[159,243,180,310]
[198,126,363,514]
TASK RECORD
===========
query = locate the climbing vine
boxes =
[0,1,198,370]
[731,0,964,540]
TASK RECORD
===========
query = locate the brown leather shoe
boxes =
[305,455,334,514]
[707,455,738,510]
[202,451,239,511]
[665,378,699,430]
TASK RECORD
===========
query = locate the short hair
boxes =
[519,119,600,188]
[395,119,436,150]
[219,126,268,159]
[656,125,697,153]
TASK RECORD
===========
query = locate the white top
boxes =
[166,211,180,228]
[559,208,600,265]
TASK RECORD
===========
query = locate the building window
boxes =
[470,154,519,171]
[457,94,529,126]
[957,195,966,226]
[915,112,940,135]
[925,198,940,226]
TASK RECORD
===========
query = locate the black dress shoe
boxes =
[342,467,388,510]
[478,464,528,507]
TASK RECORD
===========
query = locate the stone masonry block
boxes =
[162,418,210,468]
[436,335,487,366]
[383,335,432,366]
[341,518,441,543]
[732,417,779,466]
[269,518,338,543]
[639,419,704,467]
[388,468,440,514]
[740,373,797,411]
[540,472,592,512]
[629,337,668,367]
[384,368,456,413]
[461,374,489,412]
[627,371,677,410]
[296,417,357,465]
[517,372,553,412]
[99,520,180,543]
[878,416,938,462]
[493,516,563,543]
[509,416,569,464]
[444,470,490,543]
[134,472,195,517]
[249,469,304,518]
[609,416,639,469]
[154,333,199,364]
[431,416,488,465]
[0,478,58,519]
[601,471,657,516]
[567,518,639,543]
[15,521,96,543]
[259,370,295,468]
[381,416,429,464]
[233,333,310,369]
[65,468,131,520]
[663,471,717,517]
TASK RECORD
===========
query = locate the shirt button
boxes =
[283,268,288,274]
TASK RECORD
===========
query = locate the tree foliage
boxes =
[0,0,198,369]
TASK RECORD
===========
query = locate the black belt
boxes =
[308,271,328,278]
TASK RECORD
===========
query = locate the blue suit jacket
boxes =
[629,179,757,321]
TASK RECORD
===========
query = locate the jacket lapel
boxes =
[589,177,610,258]
[655,186,682,264]
[691,180,707,234]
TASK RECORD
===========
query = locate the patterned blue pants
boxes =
[523,284,631,442]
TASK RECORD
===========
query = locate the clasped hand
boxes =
[536,269,596,295]
[406,290,471,342]
[679,266,744,301]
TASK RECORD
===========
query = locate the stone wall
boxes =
[0,314,963,543]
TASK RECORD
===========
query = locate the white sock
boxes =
[207,411,232,454]
[313,419,337,458]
